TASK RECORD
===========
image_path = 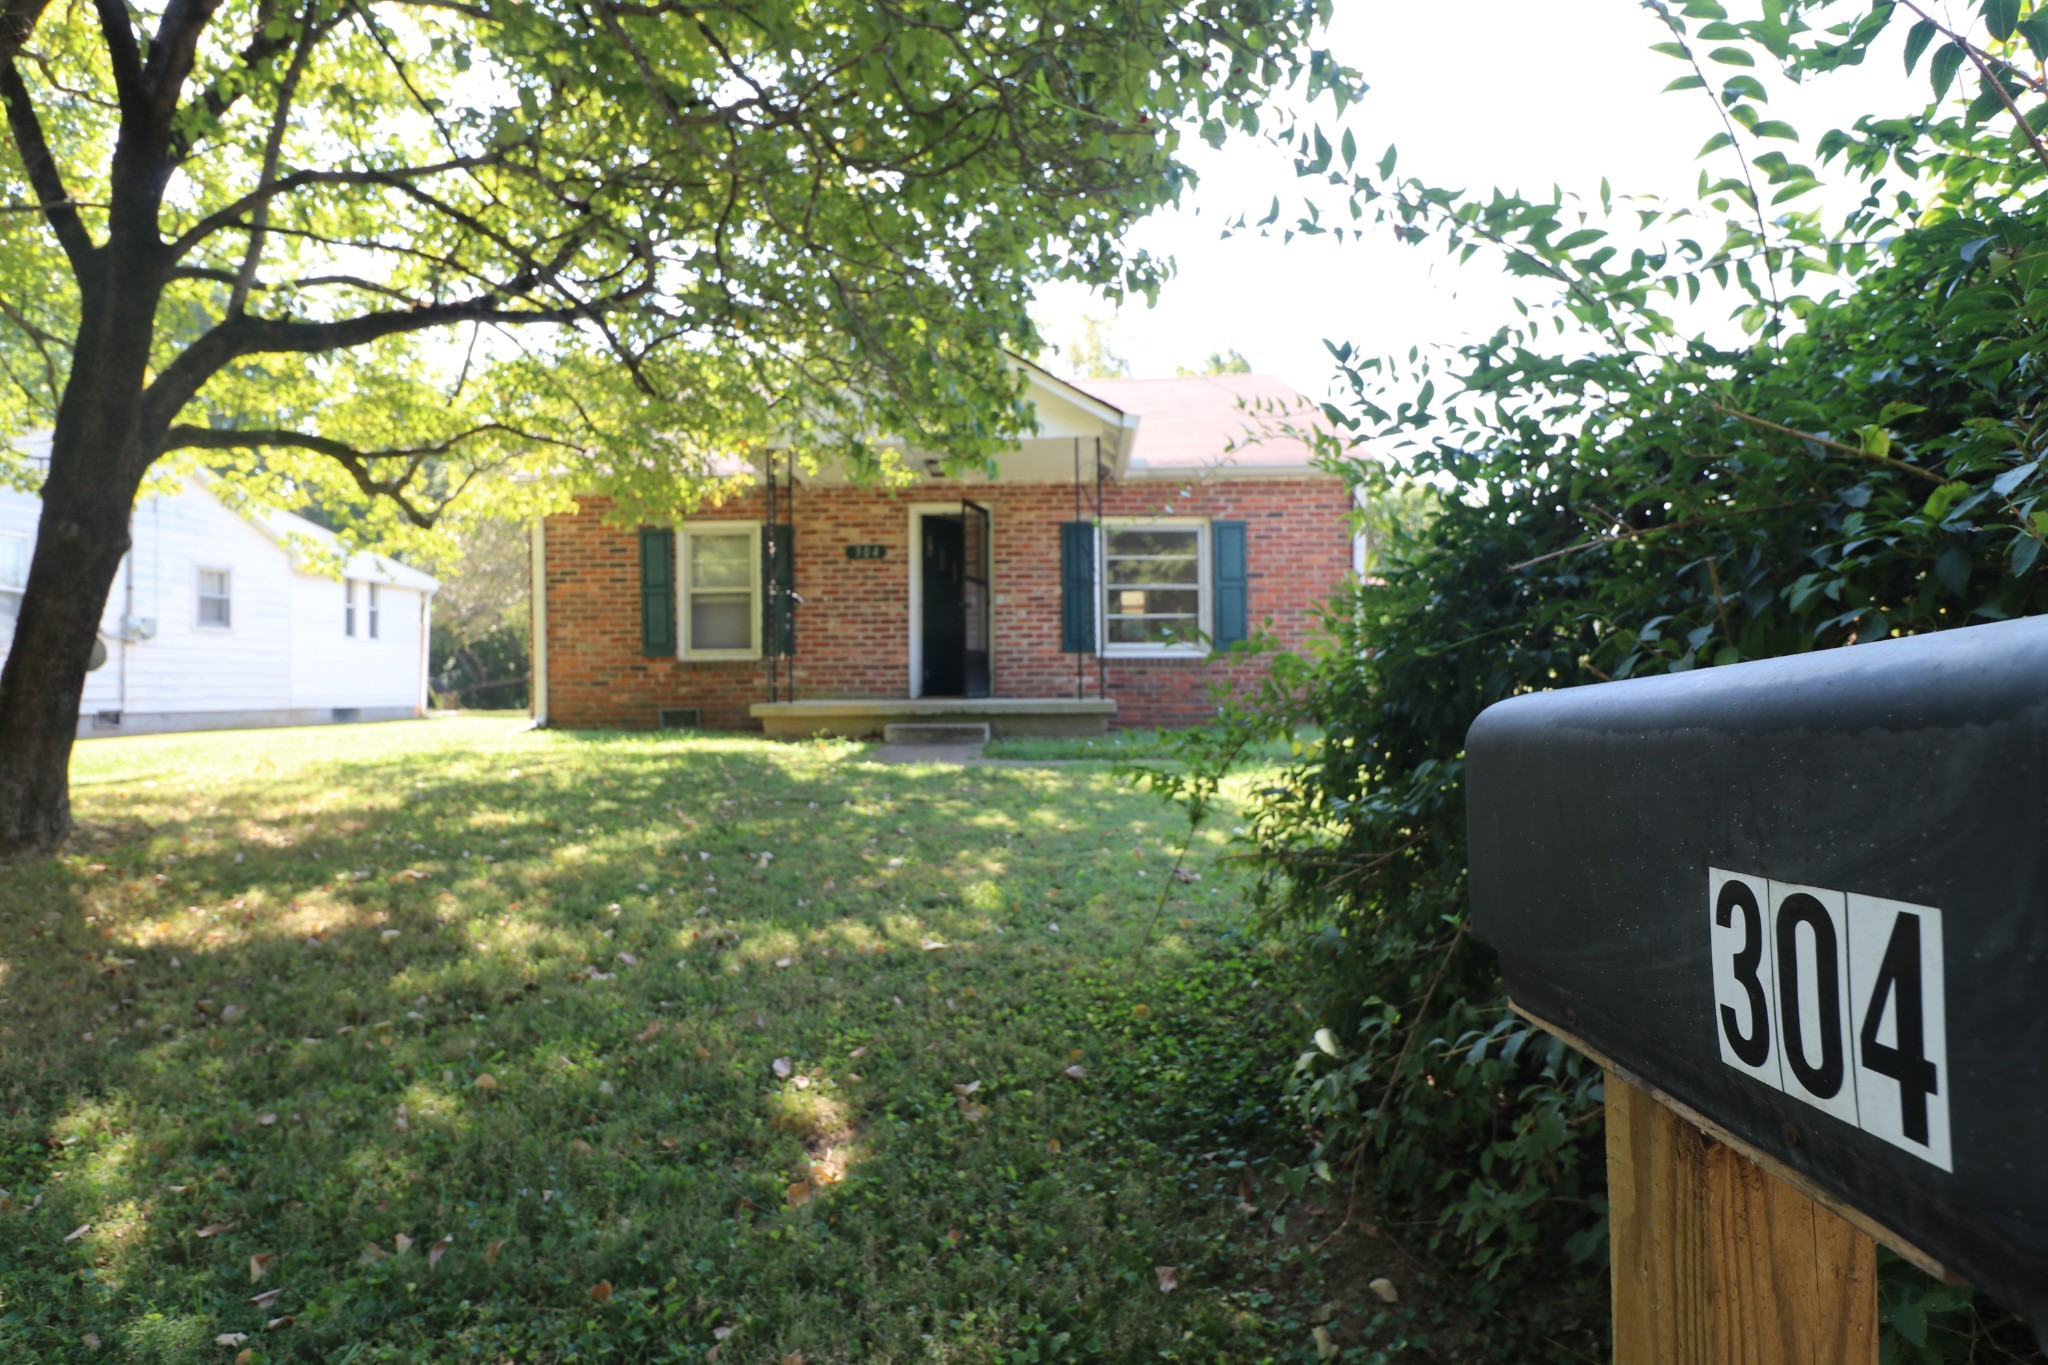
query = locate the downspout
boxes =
[418,584,435,717]
[530,515,549,726]
[118,514,134,719]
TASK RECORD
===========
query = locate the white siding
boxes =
[0,479,433,732]
[289,574,429,712]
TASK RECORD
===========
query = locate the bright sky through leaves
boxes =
[1035,0,1932,395]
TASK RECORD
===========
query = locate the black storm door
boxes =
[962,501,992,698]
[921,515,966,697]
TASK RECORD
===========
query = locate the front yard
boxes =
[0,719,1357,1362]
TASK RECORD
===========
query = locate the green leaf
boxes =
[2014,532,2044,576]
[1750,119,1800,140]
[1699,131,1734,156]
[1985,0,2021,42]
[1931,42,1966,101]
[1707,45,1756,65]
[1378,144,1398,180]
[2020,14,2048,60]
[1903,17,1938,71]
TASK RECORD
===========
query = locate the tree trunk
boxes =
[0,267,161,856]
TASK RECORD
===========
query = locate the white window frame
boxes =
[344,579,356,636]
[0,532,26,620]
[677,522,762,661]
[195,566,233,630]
[368,582,381,639]
[1097,517,1211,659]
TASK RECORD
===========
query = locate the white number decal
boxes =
[1707,870,1952,1172]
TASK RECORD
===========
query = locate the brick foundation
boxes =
[539,475,1353,731]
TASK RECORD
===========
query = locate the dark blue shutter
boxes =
[1212,521,1248,652]
[763,523,795,656]
[639,527,675,657]
[1060,521,1095,654]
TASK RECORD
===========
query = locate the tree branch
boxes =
[90,0,146,117]
[168,154,506,258]
[230,0,320,315]
[0,0,53,66]
[0,58,94,273]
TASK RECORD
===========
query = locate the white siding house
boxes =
[0,475,438,738]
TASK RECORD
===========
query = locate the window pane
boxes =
[689,533,752,590]
[690,592,751,650]
[1109,588,1199,619]
[1106,528,1198,560]
[0,538,24,589]
[199,596,231,627]
[1108,616,1202,646]
[1105,554,1199,586]
[198,569,228,596]
[0,591,20,620]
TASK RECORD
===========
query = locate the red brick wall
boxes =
[541,475,1353,730]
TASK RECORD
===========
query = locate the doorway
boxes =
[912,502,991,699]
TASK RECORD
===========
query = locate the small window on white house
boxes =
[679,524,760,658]
[0,534,25,619]
[369,583,381,639]
[196,567,232,628]
[1100,521,1209,653]
[344,580,356,636]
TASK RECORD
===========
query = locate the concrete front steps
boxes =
[881,722,991,746]
[752,697,1114,741]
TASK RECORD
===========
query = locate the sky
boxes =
[1031,0,1941,401]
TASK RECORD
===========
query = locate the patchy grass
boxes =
[0,719,1381,1363]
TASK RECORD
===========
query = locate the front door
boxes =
[920,516,967,697]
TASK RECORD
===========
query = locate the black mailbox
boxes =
[1466,616,2048,1343]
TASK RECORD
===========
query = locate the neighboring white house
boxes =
[0,473,438,738]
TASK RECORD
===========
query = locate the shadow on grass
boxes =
[0,723,1319,1363]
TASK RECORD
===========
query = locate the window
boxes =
[0,534,24,619]
[679,523,760,658]
[369,583,381,639]
[1100,520,1209,654]
[196,567,232,628]
[344,580,356,636]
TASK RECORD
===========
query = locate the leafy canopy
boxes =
[0,0,1354,558]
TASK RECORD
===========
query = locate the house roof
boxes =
[1069,375,1329,477]
[261,503,441,593]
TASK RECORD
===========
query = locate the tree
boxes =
[1054,312,1132,378]
[429,517,530,710]
[0,0,1356,854]
[1148,0,2048,1354]
[1174,347,1251,374]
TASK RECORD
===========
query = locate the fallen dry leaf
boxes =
[714,1324,736,1339]
[220,1004,247,1023]
[587,1280,613,1304]
[920,938,947,951]
[248,1288,283,1309]
[785,1180,814,1208]
[394,1232,415,1255]
[485,1238,504,1265]
[635,1022,662,1044]
[195,1222,234,1239]
[358,1242,387,1264]
[81,1334,101,1352]
[951,1080,981,1097]
[1062,1064,1089,1081]
[848,1045,868,1059]
[472,1073,499,1092]
[771,1056,793,1079]
[249,1251,274,1282]
[1155,1265,1179,1294]
[781,1355,805,1365]
[1131,1004,1152,1020]
[428,1234,453,1270]
[616,952,639,967]
[214,1335,248,1348]
[267,1315,297,1331]
[256,1112,278,1127]
[1046,1138,1062,1155]
[235,1351,255,1365]
[774,957,794,968]
[695,1046,712,1060]
[1368,1276,1399,1304]
[1313,1325,1339,1361]
[390,868,429,881]
[570,1139,594,1157]
[63,1223,90,1243]
[958,1101,989,1122]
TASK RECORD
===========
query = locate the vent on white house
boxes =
[331,707,360,723]
[92,710,121,730]
[658,707,702,730]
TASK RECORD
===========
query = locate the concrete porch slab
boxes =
[752,697,1115,741]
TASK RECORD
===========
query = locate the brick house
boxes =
[531,363,1359,736]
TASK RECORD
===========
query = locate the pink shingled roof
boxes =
[1073,374,1326,473]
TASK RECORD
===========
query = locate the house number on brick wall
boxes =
[1708,868,1953,1171]
[844,544,888,560]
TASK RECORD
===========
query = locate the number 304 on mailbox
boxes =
[1707,870,1950,1170]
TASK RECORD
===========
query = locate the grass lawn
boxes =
[0,719,1381,1363]
[978,730,1314,764]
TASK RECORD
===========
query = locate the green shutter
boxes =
[1060,521,1095,654]
[763,523,795,656]
[639,527,675,657]
[1212,521,1248,652]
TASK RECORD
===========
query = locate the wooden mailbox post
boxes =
[1466,616,2048,1362]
